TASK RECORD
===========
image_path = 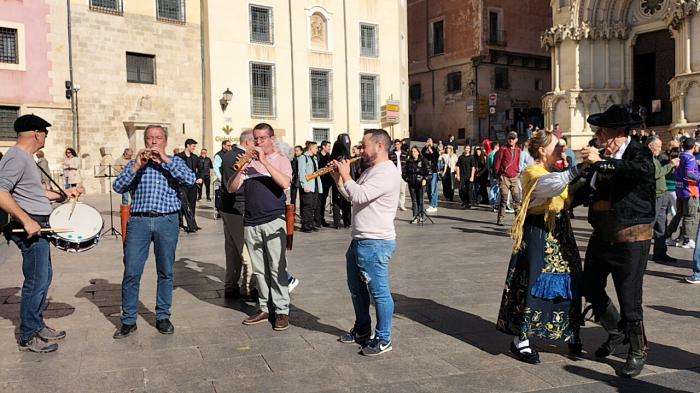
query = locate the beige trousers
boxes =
[221,212,253,293]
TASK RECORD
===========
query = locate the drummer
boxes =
[0,114,81,353]
[112,125,195,339]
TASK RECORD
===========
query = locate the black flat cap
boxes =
[587,105,642,128]
[14,114,52,133]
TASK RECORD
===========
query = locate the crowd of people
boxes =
[4,107,700,380]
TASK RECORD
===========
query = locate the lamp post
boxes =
[219,88,233,111]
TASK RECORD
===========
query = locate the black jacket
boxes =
[220,147,246,215]
[197,156,213,179]
[577,139,656,226]
[390,149,409,169]
[421,145,440,172]
[291,155,301,188]
[176,152,200,186]
[402,157,431,188]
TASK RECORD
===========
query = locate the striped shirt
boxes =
[113,156,195,213]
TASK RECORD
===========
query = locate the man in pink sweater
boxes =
[331,129,400,357]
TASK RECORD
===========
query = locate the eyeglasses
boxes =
[254,136,270,142]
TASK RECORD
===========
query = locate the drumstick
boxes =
[11,227,74,233]
[68,191,82,220]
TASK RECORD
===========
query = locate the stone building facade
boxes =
[543,0,700,148]
[0,0,72,172]
[408,0,552,144]
[202,0,409,151]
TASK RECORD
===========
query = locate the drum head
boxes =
[49,202,104,243]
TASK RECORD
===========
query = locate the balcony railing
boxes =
[488,30,507,46]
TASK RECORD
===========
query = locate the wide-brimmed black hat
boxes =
[587,105,642,128]
[14,114,51,133]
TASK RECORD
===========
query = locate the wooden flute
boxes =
[305,157,361,181]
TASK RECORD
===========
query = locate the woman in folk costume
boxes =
[496,129,584,364]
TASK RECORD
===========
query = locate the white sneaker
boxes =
[681,239,696,249]
[425,207,437,213]
[288,277,300,293]
[398,206,407,211]
[666,238,679,247]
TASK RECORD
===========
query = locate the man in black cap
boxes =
[0,114,81,352]
[579,104,655,378]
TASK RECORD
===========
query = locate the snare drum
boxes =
[48,202,104,252]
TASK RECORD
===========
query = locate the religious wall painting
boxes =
[310,12,328,51]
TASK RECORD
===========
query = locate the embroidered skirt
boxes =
[496,214,583,342]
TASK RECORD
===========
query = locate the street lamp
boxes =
[219,88,233,111]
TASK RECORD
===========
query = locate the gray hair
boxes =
[364,129,391,155]
[143,125,168,142]
[646,136,661,146]
[239,130,253,143]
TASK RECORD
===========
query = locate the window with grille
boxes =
[431,20,444,55]
[157,0,185,23]
[126,52,155,84]
[250,5,273,44]
[310,70,331,119]
[360,74,378,121]
[495,67,509,90]
[0,28,18,64]
[250,63,275,118]
[447,71,462,93]
[90,0,123,15]
[312,128,330,144]
[360,23,378,57]
[0,106,19,141]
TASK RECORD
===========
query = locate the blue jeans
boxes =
[121,213,180,325]
[345,239,396,342]
[693,225,700,279]
[11,230,53,342]
[429,173,438,208]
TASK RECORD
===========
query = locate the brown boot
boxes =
[242,310,269,325]
[273,314,289,331]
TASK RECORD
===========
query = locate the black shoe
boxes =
[113,324,137,339]
[321,222,331,228]
[301,227,313,233]
[568,342,583,356]
[224,289,242,299]
[196,226,203,230]
[156,319,174,335]
[619,321,647,378]
[184,229,197,233]
[509,341,540,364]
[312,226,320,232]
[652,254,677,263]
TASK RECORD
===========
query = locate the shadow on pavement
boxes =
[0,287,75,337]
[75,278,156,329]
[451,226,510,238]
[392,292,503,355]
[175,258,345,336]
[648,305,700,319]
[561,365,694,393]
[644,269,686,282]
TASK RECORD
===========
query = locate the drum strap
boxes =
[35,163,68,200]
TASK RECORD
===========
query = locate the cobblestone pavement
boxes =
[1,194,700,392]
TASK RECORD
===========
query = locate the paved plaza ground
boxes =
[1,194,700,392]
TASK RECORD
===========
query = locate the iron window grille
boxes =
[360,74,378,121]
[89,0,123,15]
[360,23,378,57]
[250,5,273,44]
[0,106,19,141]
[447,71,462,93]
[310,70,331,119]
[126,52,156,84]
[250,63,275,118]
[312,128,330,145]
[157,0,186,24]
[0,27,18,64]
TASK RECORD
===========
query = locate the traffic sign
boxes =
[488,93,497,107]
[489,107,496,114]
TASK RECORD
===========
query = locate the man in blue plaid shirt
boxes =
[112,125,195,339]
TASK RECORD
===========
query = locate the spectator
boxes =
[35,150,52,190]
[667,136,700,248]
[455,145,474,209]
[298,141,322,233]
[389,139,408,211]
[290,145,303,208]
[488,141,501,211]
[403,146,431,223]
[493,131,522,226]
[439,145,458,201]
[421,138,440,213]
[197,148,213,201]
[63,147,81,188]
[176,139,202,233]
[648,136,679,262]
[472,147,489,204]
